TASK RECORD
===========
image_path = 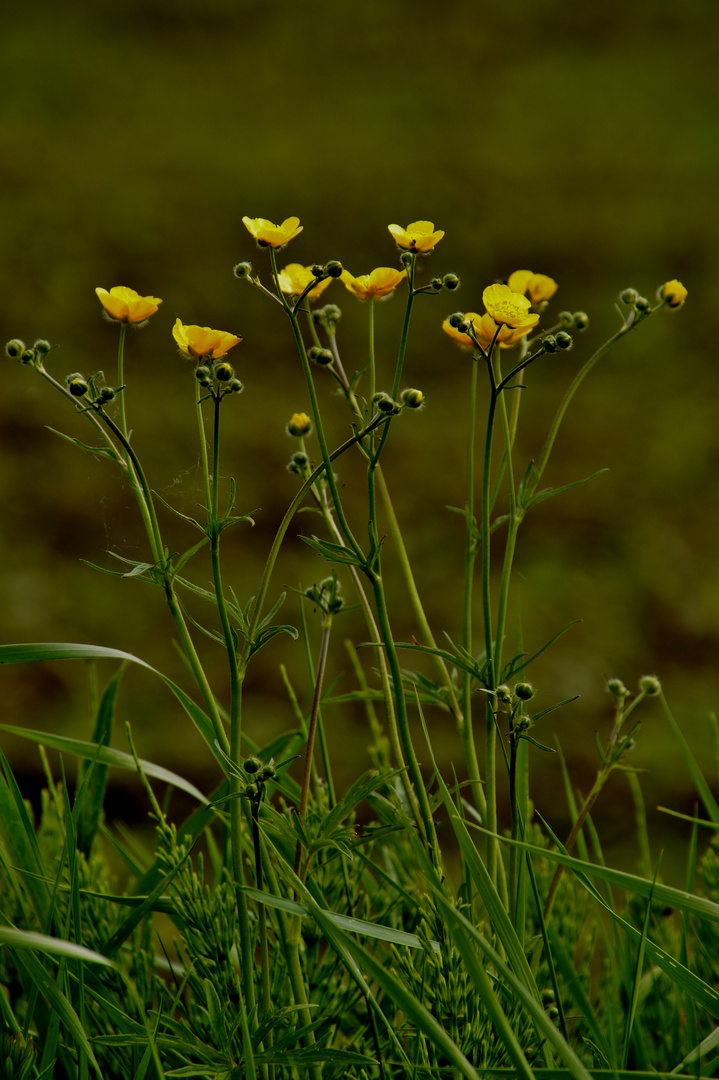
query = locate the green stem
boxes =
[294,614,333,874]
[116,323,128,446]
[391,253,416,399]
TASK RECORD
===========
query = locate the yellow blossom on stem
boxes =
[660,279,687,308]
[387,221,445,252]
[277,264,332,301]
[340,267,407,301]
[507,270,558,305]
[95,286,162,325]
[443,312,533,351]
[172,318,242,359]
[242,216,303,248]
[483,283,540,331]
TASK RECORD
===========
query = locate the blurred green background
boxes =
[2,0,718,871]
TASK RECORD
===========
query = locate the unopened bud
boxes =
[5,339,25,359]
[542,335,557,353]
[443,273,460,291]
[448,312,468,332]
[660,279,687,308]
[312,304,342,332]
[21,349,36,364]
[33,339,52,355]
[67,374,89,397]
[558,311,574,327]
[287,451,310,475]
[634,296,650,312]
[229,378,244,394]
[308,346,333,366]
[606,678,628,703]
[214,362,234,382]
[310,264,324,278]
[555,331,573,350]
[620,289,638,305]
[573,312,589,331]
[639,675,661,697]
[98,387,115,403]
[243,757,262,774]
[195,365,212,382]
[401,387,425,409]
[514,682,535,701]
[287,411,312,437]
[430,278,443,291]
[372,391,401,415]
[399,251,414,267]
[259,764,277,781]
[233,262,252,279]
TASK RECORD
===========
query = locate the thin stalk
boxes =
[390,252,416,399]
[116,323,129,445]
[251,806,273,1080]
[460,358,485,819]
[480,380,499,882]
[294,614,333,874]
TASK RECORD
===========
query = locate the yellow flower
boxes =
[443,312,533,351]
[660,279,687,308]
[277,264,332,301]
[172,318,242,359]
[507,270,558,305]
[482,283,540,331]
[387,220,445,252]
[95,286,162,324]
[242,216,303,248]
[287,412,313,437]
[340,267,407,301]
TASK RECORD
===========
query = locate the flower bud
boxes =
[233,261,252,279]
[287,450,310,475]
[287,411,313,437]
[229,378,244,393]
[542,335,557,353]
[639,675,661,696]
[195,365,212,382]
[372,391,401,415]
[98,387,115,403]
[21,349,36,364]
[514,682,535,701]
[443,273,460,291]
[308,346,333,366]
[243,756,262,774]
[33,339,52,355]
[660,279,687,308]
[325,261,343,278]
[573,311,589,331]
[448,312,469,332]
[5,339,25,359]
[399,251,414,267]
[430,278,443,291]
[555,331,573,350]
[620,289,638,305]
[67,374,89,397]
[634,296,650,312]
[606,677,628,704]
[310,264,324,278]
[496,684,512,705]
[558,311,574,327]
[259,763,277,781]
[312,304,342,332]
[401,387,425,409]
[214,362,234,382]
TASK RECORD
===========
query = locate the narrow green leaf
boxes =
[659,692,719,825]
[0,725,208,804]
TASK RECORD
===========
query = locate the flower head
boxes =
[387,221,445,252]
[660,279,687,308]
[340,267,407,301]
[277,264,332,301]
[242,216,303,248]
[443,312,534,351]
[507,270,558,305]
[482,283,540,331]
[172,318,242,359]
[95,286,162,325]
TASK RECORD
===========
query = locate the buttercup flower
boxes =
[277,264,333,301]
[507,270,558,305]
[482,283,540,331]
[387,221,445,252]
[172,318,242,359]
[340,267,407,301]
[95,286,162,325]
[242,216,303,248]
[443,312,533,351]
[660,279,687,308]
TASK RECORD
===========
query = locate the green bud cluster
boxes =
[66,373,89,397]
[305,576,344,615]
[287,450,311,476]
[555,331,573,350]
[308,346,334,366]
[400,387,425,409]
[372,391,401,415]
[5,339,26,359]
[312,304,342,333]
[448,312,469,334]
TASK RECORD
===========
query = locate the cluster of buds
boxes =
[195,361,244,396]
[64,371,118,407]
[494,681,537,736]
[241,755,278,808]
[5,338,52,366]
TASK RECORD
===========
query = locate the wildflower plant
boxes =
[2,213,716,1080]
